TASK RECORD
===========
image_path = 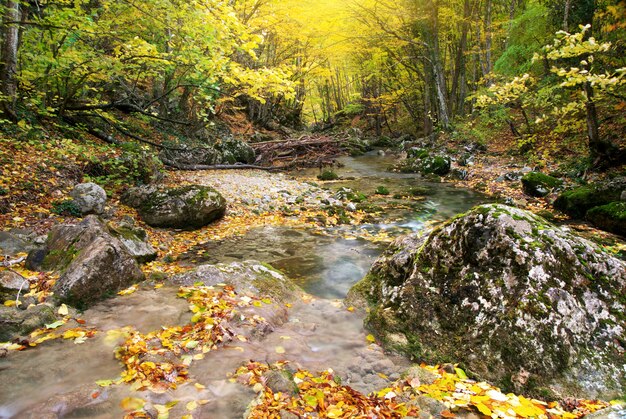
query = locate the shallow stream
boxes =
[0,152,486,418]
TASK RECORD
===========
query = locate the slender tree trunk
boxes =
[451,0,472,115]
[483,0,493,83]
[1,0,21,120]
[584,81,602,158]
[428,0,450,129]
[563,0,571,31]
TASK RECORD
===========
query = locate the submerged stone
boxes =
[349,204,626,399]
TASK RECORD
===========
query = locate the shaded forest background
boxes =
[0,0,625,168]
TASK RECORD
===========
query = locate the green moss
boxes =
[554,185,620,218]
[586,201,626,236]
[375,186,390,195]
[317,170,339,181]
[521,172,562,197]
[42,244,79,271]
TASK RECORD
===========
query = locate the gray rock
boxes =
[171,261,298,303]
[264,370,297,395]
[0,303,57,341]
[27,215,144,307]
[0,270,25,291]
[69,183,107,215]
[0,230,37,256]
[108,219,157,263]
[123,185,226,230]
[351,204,626,399]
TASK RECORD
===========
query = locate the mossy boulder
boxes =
[349,204,626,399]
[317,170,339,181]
[108,218,157,263]
[123,184,226,229]
[586,202,626,236]
[25,215,144,307]
[521,172,562,197]
[554,178,626,218]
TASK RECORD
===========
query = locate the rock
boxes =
[504,171,523,181]
[0,229,37,256]
[27,215,144,307]
[397,154,451,176]
[264,370,297,395]
[448,168,469,180]
[159,138,255,167]
[123,184,226,229]
[350,204,626,399]
[215,137,255,164]
[69,183,107,215]
[585,403,626,419]
[108,219,157,263]
[586,202,626,236]
[521,172,562,198]
[171,261,299,303]
[0,303,57,341]
[554,178,626,218]
[0,270,27,301]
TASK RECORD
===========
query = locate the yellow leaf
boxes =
[120,397,145,411]
[194,383,206,390]
[275,346,285,354]
[366,334,376,343]
[4,300,16,307]
[58,304,69,316]
[186,400,198,411]
[475,402,492,416]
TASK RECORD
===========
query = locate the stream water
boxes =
[0,152,487,418]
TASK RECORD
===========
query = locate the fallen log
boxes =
[161,158,287,171]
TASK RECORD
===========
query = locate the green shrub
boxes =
[375,186,390,195]
[51,199,82,217]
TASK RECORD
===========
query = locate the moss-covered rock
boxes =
[350,204,626,399]
[123,184,226,229]
[521,172,562,197]
[0,304,57,341]
[554,178,626,218]
[586,202,626,236]
[25,215,144,308]
[215,138,255,164]
[397,153,451,176]
[317,170,339,181]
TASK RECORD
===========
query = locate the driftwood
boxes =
[252,133,353,168]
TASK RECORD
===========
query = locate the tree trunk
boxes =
[584,81,602,158]
[483,0,493,83]
[429,0,450,129]
[563,0,571,31]
[1,0,21,120]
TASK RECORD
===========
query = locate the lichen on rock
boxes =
[350,203,626,400]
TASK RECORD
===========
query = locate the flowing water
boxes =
[0,152,487,418]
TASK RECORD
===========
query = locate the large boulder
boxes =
[26,215,144,307]
[69,183,107,215]
[122,185,226,229]
[0,229,40,256]
[349,204,626,399]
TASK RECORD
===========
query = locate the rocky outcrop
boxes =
[26,215,144,307]
[171,261,299,303]
[122,184,226,229]
[349,204,626,399]
[69,183,107,215]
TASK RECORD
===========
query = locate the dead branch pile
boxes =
[252,133,358,168]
